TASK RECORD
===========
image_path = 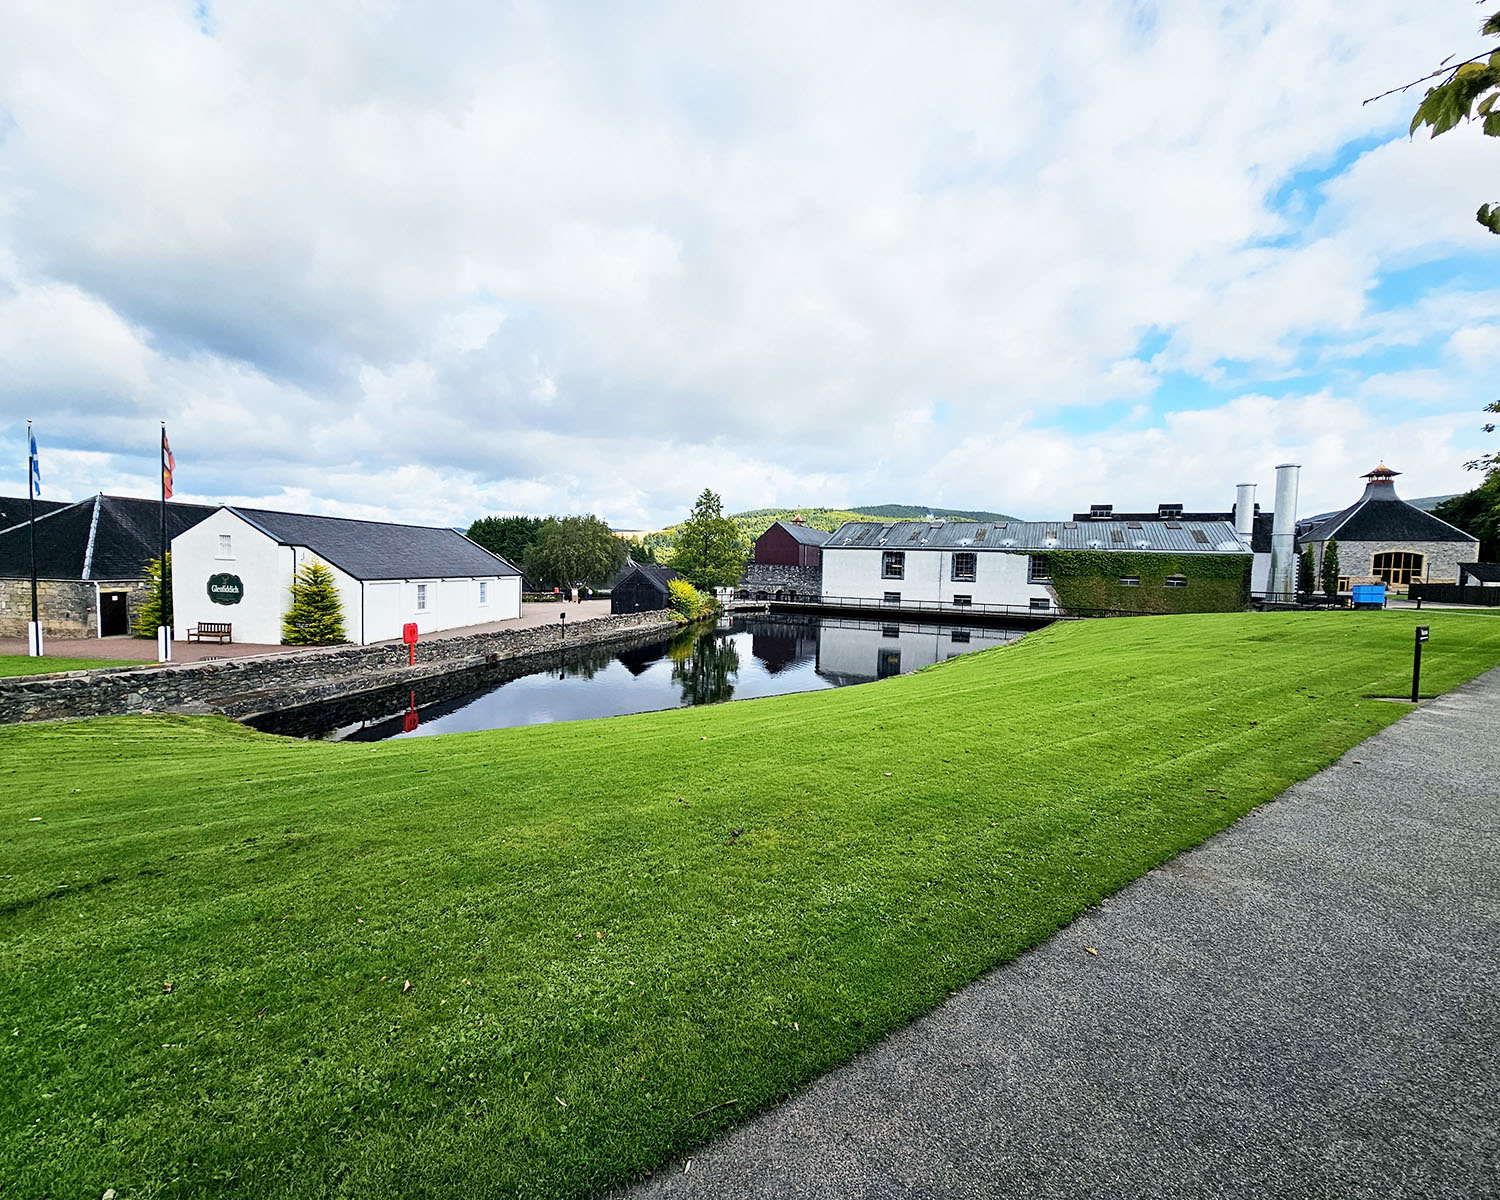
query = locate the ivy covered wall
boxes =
[1046,551,1251,615]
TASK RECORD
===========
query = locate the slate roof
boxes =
[0,495,69,531]
[822,518,1248,555]
[613,561,682,594]
[1298,472,1477,546]
[227,507,520,581]
[770,521,833,547]
[0,494,216,580]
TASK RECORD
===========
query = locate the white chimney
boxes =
[1269,464,1301,599]
[1234,483,1256,543]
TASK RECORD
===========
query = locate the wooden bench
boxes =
[187,622,233,643]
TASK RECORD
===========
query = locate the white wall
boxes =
[360,573,520,643]
[820,547,1054,609]
[172,510,290,645]
[1251,551,1272,596]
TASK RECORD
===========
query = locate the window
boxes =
[478,581,488,605]
[877,649,902,678]
[1029,555,1052,582]
[951,552,976,582]
[1371,551,1425,587]
[1159,504,1183,518]
[883,591,901,604]
[882,551,905,579]
[1338,576,1351,593]
[1030,597,1051,611]
[416,583,428,610]
[952,594,973,606]
[1164,575,1188,589]
[1191,529,1210,544]
[951,630,971,643]
[1119,576,1140,587]
[1111,530,1125,544]
[1090,504,1113,519]
[882,625,900,638]
[217,534,233,557]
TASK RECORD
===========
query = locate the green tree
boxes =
[132,553,171,638]
[669,488,748,590]
[1399,10,1500,233]
[282,562,348,645]
[1320,539,1341,602]
[1297,548,1316,600]
[524,515,628,590]
[466,515,544,567]
[1433,463,1500,560]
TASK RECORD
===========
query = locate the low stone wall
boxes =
[0,610,677,726]
[740,563,822,599]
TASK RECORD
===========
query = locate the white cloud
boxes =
[0,0,1495,525]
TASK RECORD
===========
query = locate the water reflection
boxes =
[247,613,1028,741]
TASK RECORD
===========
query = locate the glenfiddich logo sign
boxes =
[207,573,244,605]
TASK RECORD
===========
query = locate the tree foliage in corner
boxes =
[1320,539,1341,602]
[132,553,171,638]
[1433,459,1500,559]
[466,515,544,568]
[1402,9,1500,233]
[669,489,749,590]
[282,562,347,645]
[524,515,628,590]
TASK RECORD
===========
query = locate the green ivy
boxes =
[1045,551,1251,615]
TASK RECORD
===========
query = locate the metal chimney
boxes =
[1234,483,1256,543]
[1269,464,1301,600]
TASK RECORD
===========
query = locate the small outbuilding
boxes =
[610,562,682,614]
[172,506,522,645]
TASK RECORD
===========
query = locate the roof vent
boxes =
[1089,504,1113,519]
[1136,539,1150,549]
[1088,539,1103,549]
[1158,503,1183,518]
[1002,538,1016,547]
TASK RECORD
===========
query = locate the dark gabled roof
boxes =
[765,521,833,547]
[0,495,70,531]
[0,494,216,580]
[614,561,682,594]
[227,507,520,581]
[823,518,1248,554]
[1298,473,1477,546]
[1460,562,1500,584]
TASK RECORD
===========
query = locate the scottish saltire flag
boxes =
[28,427,41,499]
[161,426,175,499]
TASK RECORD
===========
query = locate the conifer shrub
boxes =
[1320,539,1341,602]
[282,562,348,645]
[131,553,171,638]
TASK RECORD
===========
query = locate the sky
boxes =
[1,1,1497,528]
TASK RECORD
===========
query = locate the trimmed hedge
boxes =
[1047,550,1251,615]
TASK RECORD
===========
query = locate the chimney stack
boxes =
[1234,483,1256,543]
[1269,464,1301,599]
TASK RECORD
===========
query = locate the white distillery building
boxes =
[820,508,1249,613]
[172,506,522,645]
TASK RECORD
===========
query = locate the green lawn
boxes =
[3,611,1499,1199]
[0,655,127,677]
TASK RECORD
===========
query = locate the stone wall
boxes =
[0,578,95,638]
[740,563,821,599]
[1311,538,1479,585]
[0,609,677,726]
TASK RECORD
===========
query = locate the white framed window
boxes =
[882,551,905,580]
[1164,575,1188,589]
[478,581,488,605]
[1030,597,1051,610]
[1029,555,1052,582]
[952,594,973,606]
[883,591,901,604]
[217,534,233,558]
[1119,576,1140,587]
[416,583,428,610]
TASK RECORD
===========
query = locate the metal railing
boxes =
[737,593,1164,621]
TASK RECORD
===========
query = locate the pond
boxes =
[247,612,1029,742]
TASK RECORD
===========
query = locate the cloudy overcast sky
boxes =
[2,1,1496,527]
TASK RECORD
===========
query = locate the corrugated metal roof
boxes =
[823,519,1248,554]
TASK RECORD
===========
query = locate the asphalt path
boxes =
[622,667,1500,1200]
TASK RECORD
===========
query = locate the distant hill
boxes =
[846,503,1020,522]
[1304,494,1458,524]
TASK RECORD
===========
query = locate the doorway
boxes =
[100,591,130,636]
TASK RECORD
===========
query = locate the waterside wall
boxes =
[0,610,677,726]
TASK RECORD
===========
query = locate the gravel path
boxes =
[622,667,1500,1199]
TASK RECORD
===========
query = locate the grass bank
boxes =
[3,611,1499,1198]
[0,654,127,677]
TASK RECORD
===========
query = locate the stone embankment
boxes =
[0,611,677,726]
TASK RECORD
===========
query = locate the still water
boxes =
[248,613,1027,742]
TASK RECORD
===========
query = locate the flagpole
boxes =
[158,421,171,662]
[27,420,40,657]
